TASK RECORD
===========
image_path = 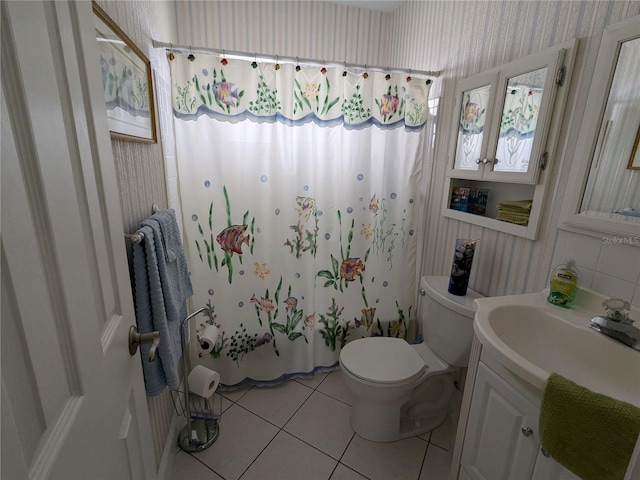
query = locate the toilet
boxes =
[339,275,483,442]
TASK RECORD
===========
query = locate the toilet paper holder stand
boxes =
[172,306,222,453]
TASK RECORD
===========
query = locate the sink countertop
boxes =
[473,288,640,407]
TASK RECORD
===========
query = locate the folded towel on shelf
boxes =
[497,199,533,211]
[133,209,193,396]
[539,373,640,480]
[496,199,533,226]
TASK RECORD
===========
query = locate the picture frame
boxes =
[627,125,640,170]
[92,1,157,143]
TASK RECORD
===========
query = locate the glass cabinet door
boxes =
[449,72,498,179]
[484,46,566,183]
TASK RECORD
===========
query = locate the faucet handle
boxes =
[602,298,632,323]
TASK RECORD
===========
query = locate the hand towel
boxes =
[539,373,640,480]
[132,209,193,395]
[132,225,182,395]
[142,209,193,324]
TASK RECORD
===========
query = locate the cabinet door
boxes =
[483,46,566,184]
[532,449,582,480]
[461,362,540,480]
[449,72,498,179]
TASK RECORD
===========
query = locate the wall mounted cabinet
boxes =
[443,39,577,239]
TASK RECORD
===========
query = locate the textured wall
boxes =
[94,0,177,469]
[388,0,640,302]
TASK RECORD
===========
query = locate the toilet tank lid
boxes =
[421,276,484,318]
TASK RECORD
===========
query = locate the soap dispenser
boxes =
[547,259,581,308]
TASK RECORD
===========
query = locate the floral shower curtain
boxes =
[169,53,432,388]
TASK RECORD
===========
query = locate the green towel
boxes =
[539,373,640,480]
[497,199,533,211]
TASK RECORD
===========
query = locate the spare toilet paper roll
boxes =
[188,365,220,398]
[197,323,219,353]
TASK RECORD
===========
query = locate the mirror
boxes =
[561,16,640,238]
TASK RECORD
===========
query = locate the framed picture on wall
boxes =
[92,1,157,143]
[627,125,640,170]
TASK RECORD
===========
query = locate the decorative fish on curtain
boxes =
[170,53,432,388]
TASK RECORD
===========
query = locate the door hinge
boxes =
[555,66,566,86]
[539,152,548,170]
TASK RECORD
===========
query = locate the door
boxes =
[1,2,156,479]
[460,362,540,480]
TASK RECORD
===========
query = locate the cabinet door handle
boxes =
[475,158,490,165]
[521,426,533,437]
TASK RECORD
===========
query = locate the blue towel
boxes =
[133,210,193,396]
[142,209,193,320]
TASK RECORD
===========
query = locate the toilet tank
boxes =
[420,276,484,367]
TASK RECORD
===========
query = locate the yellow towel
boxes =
[539,373,640,480]
[497,199,533,211]
[496,212,530,226]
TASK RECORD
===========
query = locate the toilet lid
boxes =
[340,337,425,384]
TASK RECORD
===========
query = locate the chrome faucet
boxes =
[589,298,640,351]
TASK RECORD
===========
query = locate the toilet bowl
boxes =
[339,275,483,442]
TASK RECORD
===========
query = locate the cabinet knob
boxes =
[521,426,533,437]
[541,447,551,458]
[475,158,490,165]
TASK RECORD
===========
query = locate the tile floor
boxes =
[170,370,456,480]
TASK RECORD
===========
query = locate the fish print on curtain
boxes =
[170,53,432,388]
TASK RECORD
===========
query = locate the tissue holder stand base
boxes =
[172,307,221,453]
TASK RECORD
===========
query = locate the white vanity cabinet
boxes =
[459,352,580,480]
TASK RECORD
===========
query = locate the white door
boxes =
[1,1,156,479]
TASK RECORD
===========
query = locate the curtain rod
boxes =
[152,40,440,78]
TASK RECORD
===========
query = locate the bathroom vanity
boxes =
[450,288,640,480]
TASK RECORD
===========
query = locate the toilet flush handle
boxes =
[419,288,426,296]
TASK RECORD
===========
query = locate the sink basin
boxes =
[474,289,640,406]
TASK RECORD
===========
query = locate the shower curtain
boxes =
[169,53,432,388]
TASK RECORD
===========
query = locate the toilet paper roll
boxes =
[188,365,220,398]
[197,324,219,353]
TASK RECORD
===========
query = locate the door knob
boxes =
[521,426,533,437]
[129,326,160,362]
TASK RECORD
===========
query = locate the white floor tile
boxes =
[419,444,453,480]
[192,404,278,480]
[285,390,354,459]
[170,451,224,480]
[237,380,313,427]
[330,463,369,480]
[341,434,428,480]
[220,385,253,403]
[241,430,338,480]
[294,371,329,389]
[429,414,454,451]
[317,370,355,405]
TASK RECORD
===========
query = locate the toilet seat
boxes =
[340,337,425,384]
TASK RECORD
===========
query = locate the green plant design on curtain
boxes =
[342,84,371,122]
[284,196,319,258]
[293,76,340,115]
[318,298,351,351]
[251,277,308,357]
[249,73,280,114]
